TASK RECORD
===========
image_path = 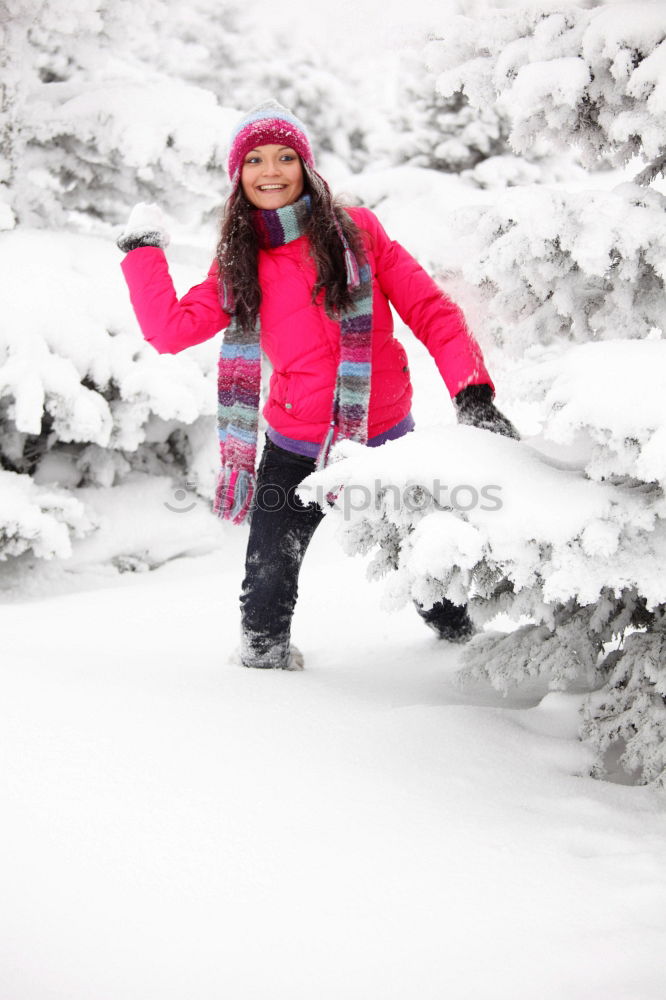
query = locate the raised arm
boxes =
[116,203,229,354]
[121,248,229,354]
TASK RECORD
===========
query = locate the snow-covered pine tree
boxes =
[433,1,666,788]
[305,2,666,786]
[380,28,592,189]
[237,41,372,173]
[385,42,511,175]
[0,228,219,562]
[0,0,244,562]
[4,0,241,229]
[126,0,248,102]
[430,1,666,182]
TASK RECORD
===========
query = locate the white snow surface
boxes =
[505,339,666,486]
[2,523,666,1000]
[2,101,666,997]
[31,77,235,177]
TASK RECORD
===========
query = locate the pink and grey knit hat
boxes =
[227,100,315,192]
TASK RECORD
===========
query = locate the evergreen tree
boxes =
[433,1,666,787]
[309,2,666,787]
[431,1,666,182]
[232,40,372,172]
[2,0,242,228]
[0,0,239,560]
[386,43,511,173]
[0,230,218,562]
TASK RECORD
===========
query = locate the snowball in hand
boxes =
[121,202,171,247]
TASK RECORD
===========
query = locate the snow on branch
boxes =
[0,229,219,556]
[583,619,666,786]
[0,469,98,561]
[506,339,666,488]
[21,78,237,227]
[443,182,666,356]
[301,428,666,621]
[429,3,666,177]
[301,427,666,785]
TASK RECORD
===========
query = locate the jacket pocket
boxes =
[272,370,294,411]
[398,344,409,373]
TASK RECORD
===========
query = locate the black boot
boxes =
[415,598,476,643]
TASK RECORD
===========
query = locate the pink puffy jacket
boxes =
[121,206,494,443]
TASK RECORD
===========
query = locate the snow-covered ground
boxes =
[2,498,666,998]
[4,4,666,993]
[2,166,666,997]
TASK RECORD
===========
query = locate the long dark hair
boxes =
[215,160,365,332]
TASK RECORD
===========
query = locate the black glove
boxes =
[454,384,520,440]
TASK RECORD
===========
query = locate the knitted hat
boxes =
[227,100,315,192]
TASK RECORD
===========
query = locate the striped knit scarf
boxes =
[214,194,373,524]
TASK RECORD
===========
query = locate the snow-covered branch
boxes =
[430,3,666,176]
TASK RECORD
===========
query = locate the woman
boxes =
[117,101,517,670]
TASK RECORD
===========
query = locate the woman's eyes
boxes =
[244,154,296,165]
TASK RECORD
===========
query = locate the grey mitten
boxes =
[116,202,171,253]
[454,384,520,440]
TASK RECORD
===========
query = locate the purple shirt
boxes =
[266,413,415,459]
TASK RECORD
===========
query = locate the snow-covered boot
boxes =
[239,629,305,670]
[415,598,476,643]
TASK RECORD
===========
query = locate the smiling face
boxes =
[240,144,305,209]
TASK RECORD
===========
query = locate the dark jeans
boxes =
[239,437,472,668]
